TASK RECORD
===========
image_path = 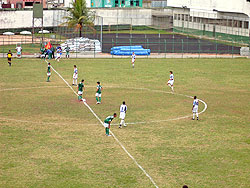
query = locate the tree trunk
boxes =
[79,27,82,37]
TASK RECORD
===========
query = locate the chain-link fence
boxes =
[0,32,241,58]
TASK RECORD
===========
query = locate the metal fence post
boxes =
[172,35,174,53]
[94,42,96,58]
[232,40,234,58]
[147,38,149,58]
[198,40,201,58]
[112,38,114,58]
[164,39,167,58]
[216,39,218,58]
[181,39,184,58]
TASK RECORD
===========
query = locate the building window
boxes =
[244,21,249,29]
[115,0,118,7]
[174,14,177,20]
[135,0,139,6]
[239,21,242,28]
[178,14,181,21]
[130,0,134,6]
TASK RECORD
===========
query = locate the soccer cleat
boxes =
[107,134,111,136]
[197,118,199,120]
[192,118,195,120]
[119,125,122,128]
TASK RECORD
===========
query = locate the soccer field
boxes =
[0,58,249,188]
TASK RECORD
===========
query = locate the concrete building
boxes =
[2,0,47,8]
[168,0,250,37]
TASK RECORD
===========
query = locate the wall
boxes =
[93,8,152,25]
[0,9,66,29]
[168,0,250,16]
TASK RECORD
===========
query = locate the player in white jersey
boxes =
[131,52,136,68]
[192,96,199,120]
[16,45,22,58]
[167,71,174,92]
[55,46,62,62]
[119,101,127,128]
[72,65,78,86]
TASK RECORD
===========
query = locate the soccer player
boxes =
[96,81,102,104]
[78,79,85,101]
[65,45,70,59]
[55,46,62,62]
[40,46,46,59]
[119,101,127,128]
[131,52,136,68]
[167,71,174,92]
[192,96,199,120]
[7,50,12,66]
[16,44,22,58]
[72,65,78,86]
[103,113,117,136]
[47,63,51,82]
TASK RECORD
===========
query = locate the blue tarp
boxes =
[111,46,150,56]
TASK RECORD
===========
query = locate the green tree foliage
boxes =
[63,0,94,37]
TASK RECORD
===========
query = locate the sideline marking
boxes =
[46,60,159,188]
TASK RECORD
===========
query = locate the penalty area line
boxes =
[46,60,159,188]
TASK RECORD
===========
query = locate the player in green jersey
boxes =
[78,79,85,101]
[47,63,51,82]
[96,81,102,104]
[65,45,70,59]
[103,113,117,136]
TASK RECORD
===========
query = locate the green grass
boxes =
[0,58,249,188]
[0,43,41,54]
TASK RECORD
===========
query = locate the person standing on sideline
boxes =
[7,50,12,66]
[77,79,85,101]
[72,65,78,86]
[119,101,127,128]
[103,113,117,136]
[96,81,102,104]
[16,44,22,58]
[167,71,174,92]
[51,45,55,59]
[131,52,136,68]
[192,96,199,120]
[65,45,70,59]
[47,63,51,82]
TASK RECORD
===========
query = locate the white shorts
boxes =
[104,123,109,128]
[132,59,135,63]
[47,72,51,76]
[193,107,198,113]
[119,112,126,119]
[95,93,101,97]
[168,80,174,86]
[78,91,83,95]
[73,74,78,79]
[56,53,61,59]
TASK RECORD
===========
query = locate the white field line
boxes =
[0,86,67,92]
[0,117,99,126]
[46,60,159,188]
[0,86,207,126]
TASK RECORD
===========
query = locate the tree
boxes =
[63,0,94,37]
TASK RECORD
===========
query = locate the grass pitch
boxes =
[0,58,249,188]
